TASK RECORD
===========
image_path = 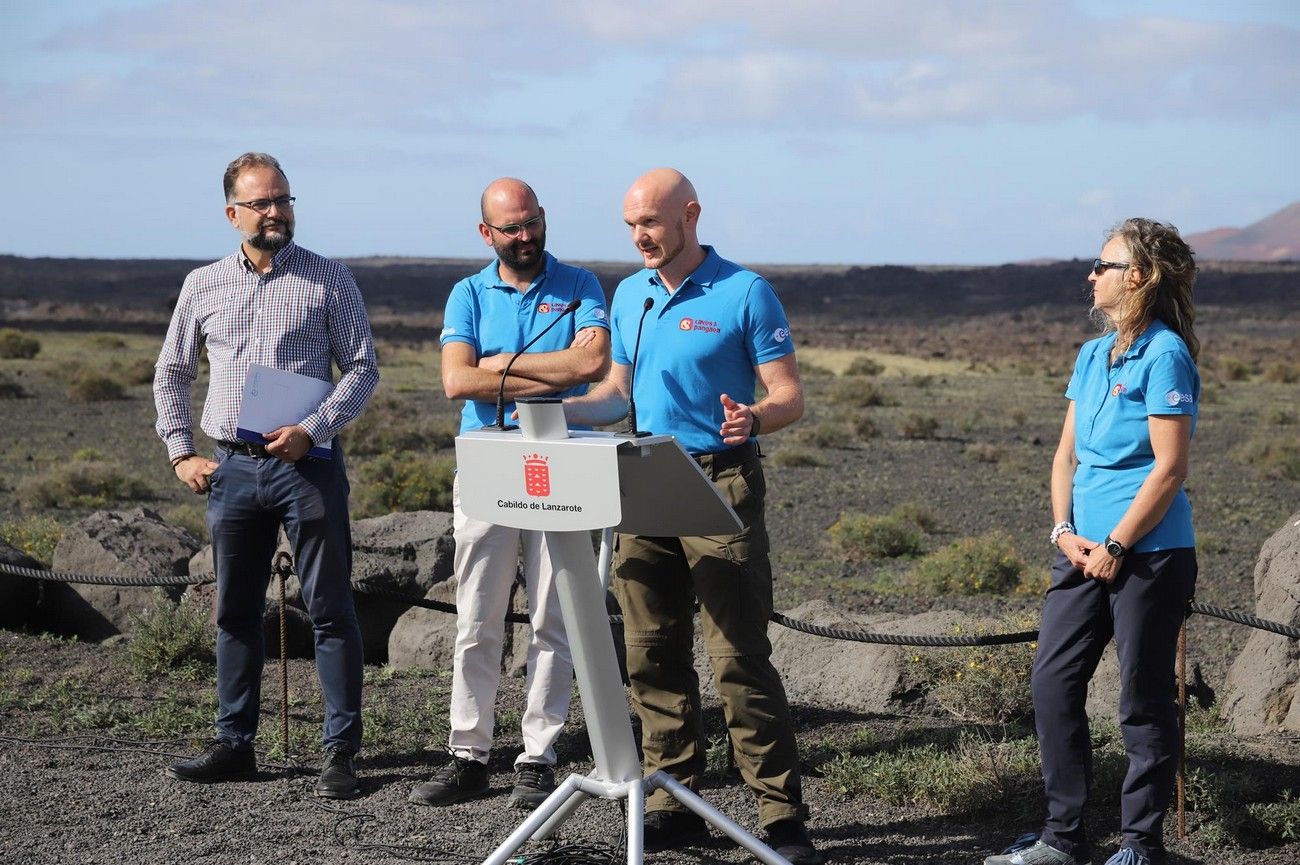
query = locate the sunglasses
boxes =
[1092,259,1130,276]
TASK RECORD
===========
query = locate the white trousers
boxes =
[448,475,574,767]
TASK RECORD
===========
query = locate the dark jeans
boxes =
[1034,548,1197,862]
[206,447,363,751]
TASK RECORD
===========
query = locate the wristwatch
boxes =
[750,413,762,437]
[1103,535,1127,558]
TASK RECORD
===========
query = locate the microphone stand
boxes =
[483,299,582,431]
[617,296,655,438]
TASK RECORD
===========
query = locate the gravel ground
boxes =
[3,628,1300,865]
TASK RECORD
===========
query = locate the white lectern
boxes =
[455,425,794,865]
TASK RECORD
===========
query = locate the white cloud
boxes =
[4,0,1298,139]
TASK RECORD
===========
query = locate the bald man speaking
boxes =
[564,169,820,864]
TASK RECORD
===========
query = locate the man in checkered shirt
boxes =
[153,152,378,799]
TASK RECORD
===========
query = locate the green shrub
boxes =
[793,421,852,449]
[163,503,209,544]
[964,442,1003,463]
[893,501,939,533]
[0,328,41,359]
[845,356,884,377]
[850,413,878,439]
[771,448,823,467]
[0,514,64,566]
[90,334,128,349]
[901,413,939,439]
[911,615,1038,723]
[1218,356,1255,381]
[16,460,153,509]
[1266,409,1295,426]
[0,378,26,399]
[1233,436,1300,481]
[800,362,833,379]
[115,357,156,385]
[829,511,927,560]
[822,731,1042,814]
[354,452,455,516]
[344,393,457,456]
[828,377,898,408]
[1248,790,1300,842]
[125,591,214,680]
[1262,361,1300,384]
[907,530,1026,595]
[66,371,127,402]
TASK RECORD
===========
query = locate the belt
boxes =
[218,439,271,458]
[693,440,760,474]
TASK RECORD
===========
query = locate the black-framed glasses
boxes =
[233,195,296,214]
[485,214,543,238]
[1092,258,1130,276]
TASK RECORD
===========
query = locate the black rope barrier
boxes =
[3,560,1298,646]
[1188,600,1300,640]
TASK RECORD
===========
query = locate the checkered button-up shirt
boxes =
[154,242,379,462]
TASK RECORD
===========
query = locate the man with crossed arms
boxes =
[410,178,610,811]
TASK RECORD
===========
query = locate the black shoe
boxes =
[165,740,256,783]
[408,756,489,806]
[315,745,360,799]
[766,819,825,865]
[508,762,555,810]
[643,810,709,853]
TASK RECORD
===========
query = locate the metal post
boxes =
[1176,620,1187,839]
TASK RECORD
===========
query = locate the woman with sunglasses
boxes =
[987,219,1200,865]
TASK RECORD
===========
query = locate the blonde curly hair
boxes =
[1102,218,1199,362]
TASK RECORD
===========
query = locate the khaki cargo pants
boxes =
[613,444,807,826]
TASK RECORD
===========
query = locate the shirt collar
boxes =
[648,245,722,292]
[1094,318,1170,363]
[478,251,556,293]
[239,241,297,274]
[1123,319,1170,359]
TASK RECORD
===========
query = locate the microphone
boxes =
[486,299,582,431]
[619,296,655,438]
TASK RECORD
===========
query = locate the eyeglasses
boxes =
[1092,258,1130,276]
[233,195,296,214]
[485,214,543,238]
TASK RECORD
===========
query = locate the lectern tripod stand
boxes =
[455,425,793,865]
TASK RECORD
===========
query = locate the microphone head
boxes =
[642,297,654,311]
[565,299,582,312]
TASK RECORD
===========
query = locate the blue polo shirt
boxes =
[1066,319,1199,551]
[441,252,609,433]
[610,246,795,455]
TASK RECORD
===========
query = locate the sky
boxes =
[2,0,1297,266]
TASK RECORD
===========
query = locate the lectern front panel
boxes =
[455,435,622,530]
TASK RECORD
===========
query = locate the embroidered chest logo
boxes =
[679,317,720,334]
[523,454,551,497]
[1111,383,1127,397]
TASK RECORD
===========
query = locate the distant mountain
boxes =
[1187,202,1300,261]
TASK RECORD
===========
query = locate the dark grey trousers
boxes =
[1033,548,1197,863]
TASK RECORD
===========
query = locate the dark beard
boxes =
[248,223,293,251]
[494,231,546,273]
